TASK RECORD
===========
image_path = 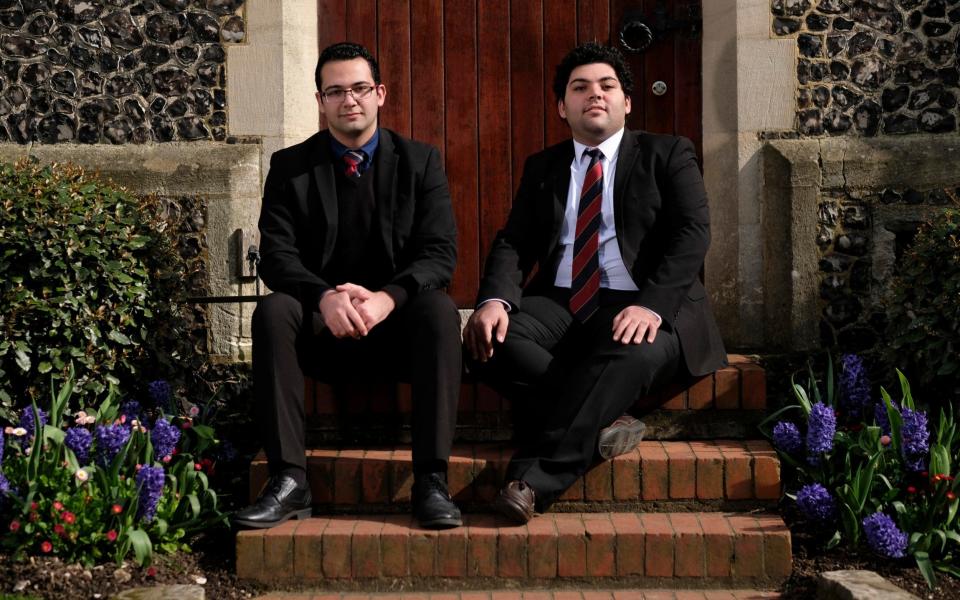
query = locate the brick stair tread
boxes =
[236,511,791,584]
[250,440,781,507]
[253,590,781,599]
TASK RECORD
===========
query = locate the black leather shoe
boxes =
[493,479,536,524]
[413,472,462,529]
[233,474,312,529]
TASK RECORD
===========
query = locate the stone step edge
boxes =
[252,589,782,599]
[236,511,791,585]
[304,355,766,417]
[249,440,781,506]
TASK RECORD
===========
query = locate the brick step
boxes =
[236,511,791,586]
[304,356,766,443]
[249,441,780,510]
[253,590,781,599]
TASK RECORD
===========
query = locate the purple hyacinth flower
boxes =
[95,424,131,467]
[0,427,5,464]
[874,402,892,436]
[0,472,10,508]
[135,465,165,522]
[150,418,181,460]
[120,400,142,424]
[148,380,172,408]
[806,402,837,465]
[900,408,930,472]
[18,407,48,438]
[796,483,836,522]
[839,354,871,419]
[65,428,93,464]
[862,512,908,559]
[773,421,803,455]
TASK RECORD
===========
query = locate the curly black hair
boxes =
[315,42,382,91]
[552,42,634,101]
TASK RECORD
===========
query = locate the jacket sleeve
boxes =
[634,136,710,325]
[257,152,331,309]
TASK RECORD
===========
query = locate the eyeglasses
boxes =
[320,84,376,103]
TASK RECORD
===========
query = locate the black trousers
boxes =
[472,289,681,510]
[252,290,462,475]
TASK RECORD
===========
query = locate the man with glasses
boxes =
[236,43,462,530]
[464,43,726,523]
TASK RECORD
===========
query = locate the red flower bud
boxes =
[880,435,891,446]
[53,524,65,536]
[948,491,957,501]
[194,463,202,471]
[62,512,75,524]
[40,541,52,553]
[111,504,123,515]
[181,421,192,430]
[907,486,917,494]
[29,502,38,511]
[9,520,20,532]
[146,566,157,577]
[52,501,64,512]
[106,529,118,542]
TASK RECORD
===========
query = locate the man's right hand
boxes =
[464,301,510,362]
[319,289,368,338]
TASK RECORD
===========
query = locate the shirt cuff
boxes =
[477,298,511,312]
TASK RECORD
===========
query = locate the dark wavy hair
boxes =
[552,42,634,101]
[315,42,382,91]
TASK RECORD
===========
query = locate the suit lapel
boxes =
[548,141,576,251]
[310,131,339,266]
[374,130,398,265]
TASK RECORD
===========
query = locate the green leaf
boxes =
[914,551,937,589]
[14,347,30,372]
[127,528,153,566]
[107,330,132,345]
[37,361,52,374]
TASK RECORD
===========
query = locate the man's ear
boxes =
[558,98,567,120]
[624,94,632,115]
[315,91,325,116]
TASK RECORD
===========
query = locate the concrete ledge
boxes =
[818,569,919,600]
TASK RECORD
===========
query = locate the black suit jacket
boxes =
[477,129,726,376]
[257,128,457,309]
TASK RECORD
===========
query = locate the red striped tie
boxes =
[570,148,603,321]
[343,150,365,177]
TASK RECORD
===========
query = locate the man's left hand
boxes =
[336,283,396,332]
[612,305,660,344]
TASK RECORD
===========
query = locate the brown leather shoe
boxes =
[597,415,647,460]
[493,479,535,524]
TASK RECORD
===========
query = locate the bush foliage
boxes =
[886,208,960,404]
[0,159,189,420]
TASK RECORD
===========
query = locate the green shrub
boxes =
[0,159,188,420]
[886,209,960,406]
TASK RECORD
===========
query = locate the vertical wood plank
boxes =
[544,0,578,147]
[410,0,445,151]
[377,0,412,136]
[610,0,645,132]
[510,0,544,196]
[477,1,513,261]
[640,0,674,134]
[444,0,479,305]
[673,0,702,156]
[346,0,378,54]
[317,0,348,130]
[577,0,611,45]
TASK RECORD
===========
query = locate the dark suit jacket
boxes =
[257,128,457,309]
[477,129,726,376]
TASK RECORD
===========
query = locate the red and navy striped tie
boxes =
[570,148,603,321]
[343,150,365,177]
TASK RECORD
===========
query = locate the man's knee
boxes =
[403,290,461,337]
[252,292,303,337]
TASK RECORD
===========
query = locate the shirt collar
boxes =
[329,128,380,166]
[573,127,624,164]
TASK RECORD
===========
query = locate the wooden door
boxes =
[316,0,702,306]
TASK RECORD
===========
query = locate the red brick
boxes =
[689,441,725,500]
[612,592,645,600]
[755,513,792,578]
[662,384,687,410]
[584,460,613,501]
[583,514,616,576]
[235,530,264,580]
[642,591,676,600]
[738,363,767,410]
[361,449,391,504]
[688,374,715,410]
[292,518,327,579]
[491,593,523,600]
[640,513,674,577]
[728,514,764,578]
[498,524,528,577]
[249,453,268,504]
[306,449,336,504]
[666,442,697,499]
[559,473,585,501]
[436,526,468,577]
[582,593,614,600]
[715,367,741,410]
[669,513,705,577]
[333,450,362,505]
[262,520,299,581]
[716,440,753,500]
[466,514,499,577]
[522,592,553,600]
[390,448,414,503]
[639,442,669,500]
[746,441,781,500]
[555,514,587,577]
[448,447,475,502]
[321,516,356,578]
[526,514,559,578]
[380,514,411,577]
[409,528,438,577]
[699,513,734,577]
[610,513,644,576]
[675,593,708,600]
[472,444,504,503]
[350,518,383,578]
[553,592,584,600]
[612,449,641,501]
[703,593,737,600]
[461,593,492,600]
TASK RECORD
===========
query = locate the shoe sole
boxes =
[493,494,533,524]
[598,419,647,460]
[418,515,463,529]
[233,507,313,530]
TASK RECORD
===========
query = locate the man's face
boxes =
[315,57,386,146]
[558,62,631,146]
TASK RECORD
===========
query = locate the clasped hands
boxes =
[464,301,661,362]
[319,283,395,338]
